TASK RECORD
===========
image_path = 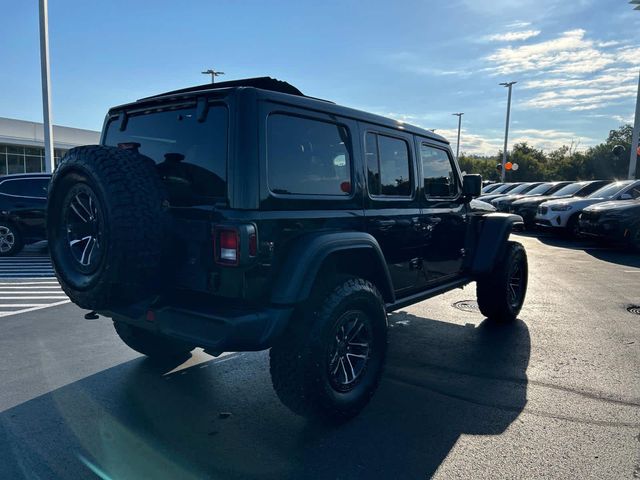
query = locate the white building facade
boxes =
[0,117,100,174]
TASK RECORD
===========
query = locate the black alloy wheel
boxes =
[63,185,105,273]
[327,310,372,393]
[507,262,525,310]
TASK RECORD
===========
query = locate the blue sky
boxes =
[1,0,638,155]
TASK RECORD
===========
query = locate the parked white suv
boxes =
[536,180,640,236]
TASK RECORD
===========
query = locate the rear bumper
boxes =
[99,299,294,354]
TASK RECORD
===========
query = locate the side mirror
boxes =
[620,193,632,200]
[462,174,482,199]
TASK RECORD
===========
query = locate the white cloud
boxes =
[414,126,590,156]
[506,21,532,29]
[486,30,541,42]
[486,29,613,75]
[486,29,640,114]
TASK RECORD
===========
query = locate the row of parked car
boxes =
[479,179,640,250]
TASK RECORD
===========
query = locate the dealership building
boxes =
[0,117,100,175]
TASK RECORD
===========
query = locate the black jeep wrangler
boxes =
[47,77,528,422]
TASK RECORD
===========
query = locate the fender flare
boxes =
[270,231,395,305]
[471,213,524,275]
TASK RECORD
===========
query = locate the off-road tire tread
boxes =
[47,145,168,310]
[269,277,387,422]
[476,241,528,323]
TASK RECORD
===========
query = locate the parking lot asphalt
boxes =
[0,234,638,480]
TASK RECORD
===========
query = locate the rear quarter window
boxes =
[266,113,352,196]
[0,178,49,198]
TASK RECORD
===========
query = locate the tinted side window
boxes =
[365,133,411,197]
[267,114,351,196]
[0,178,48,198]
[627,185,640,199]
[420,144,459,198]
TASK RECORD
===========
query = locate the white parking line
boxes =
[0,299,71,318]
[0,281,59,285]
[0,295,66,301]
[0,286,63,289]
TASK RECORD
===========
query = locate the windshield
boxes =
[552,182,583,196]
[587,181,632,199]
[491,183,519,194]
[506,183,536,194]
[526,183,554,195]
[482,183,502,193]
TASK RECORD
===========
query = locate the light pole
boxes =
[452,113,464,161]
[629,70,639,179]
[39,0,54,173]
[500,81,517,182]
[201,69,224,84]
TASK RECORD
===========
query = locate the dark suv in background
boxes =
[0,173,50,256]
[46,77,528,421]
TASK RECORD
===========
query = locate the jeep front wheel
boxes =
[269,278,388,422]
[476,241,528,323]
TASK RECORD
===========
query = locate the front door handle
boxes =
[372,219,396,230]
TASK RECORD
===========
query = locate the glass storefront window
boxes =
[25,156,43,173]
[7,154,25,174]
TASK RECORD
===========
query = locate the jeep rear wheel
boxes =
[113,321,194,360]
[476,241,528,323]
[269,277,387,422]
[47,145,169,310]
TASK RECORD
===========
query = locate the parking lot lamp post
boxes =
[202,69,225,84]
[500,81,517,182]
[629,69,639,179]
[453,113,464,161]
[39,0,54,173]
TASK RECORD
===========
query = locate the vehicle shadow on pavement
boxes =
[532,234,640,268]
[0,313,530,480]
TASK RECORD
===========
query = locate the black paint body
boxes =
[98,81,521,353]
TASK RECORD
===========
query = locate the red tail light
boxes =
[216,229,239,265]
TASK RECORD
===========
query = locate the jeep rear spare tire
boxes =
[47,145,169,311]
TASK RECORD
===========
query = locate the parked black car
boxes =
[492,181,573,213]
[477,182,536,203]
[579,199,640,250]
[510,180,611,228]
[481,182,504,194]
[0,173,50,256]
[46,77,528,421]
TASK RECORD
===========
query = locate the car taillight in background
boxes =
[214,224,257,266]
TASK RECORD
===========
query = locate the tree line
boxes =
[458,124,638,182]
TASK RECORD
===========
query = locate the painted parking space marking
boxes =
[0,250,55,278]
[0,250,69,316]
